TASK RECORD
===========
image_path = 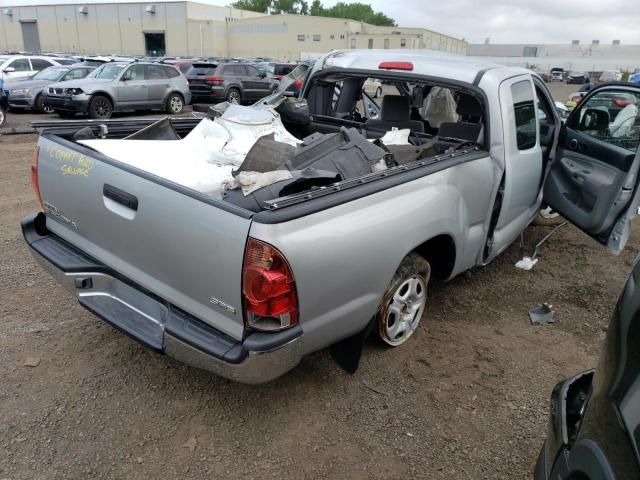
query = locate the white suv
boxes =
[0,55,70,81]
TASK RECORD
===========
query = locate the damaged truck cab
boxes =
[22,50,640,383]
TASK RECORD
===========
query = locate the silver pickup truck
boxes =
[22,50,640,383]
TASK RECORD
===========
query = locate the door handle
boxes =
[141,85,148,88]
[103,184,138,211]
[569,138,579,150]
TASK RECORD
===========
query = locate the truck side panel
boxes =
[250,155,495,354]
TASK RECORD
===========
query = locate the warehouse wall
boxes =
[0,4,467,58]
[227,15,467,60]
[0,1,238,55]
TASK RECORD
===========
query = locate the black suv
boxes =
[186,62,277,104]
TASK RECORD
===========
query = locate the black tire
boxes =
[165,93,184,114]
[88,95,113,120]
[226,88,241,105]
[56,110,76,119]
[376,253,431,347]
[35,94,54,114]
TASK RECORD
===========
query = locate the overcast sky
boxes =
[324,0,640,44]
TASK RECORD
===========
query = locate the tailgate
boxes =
[37,135,250,340]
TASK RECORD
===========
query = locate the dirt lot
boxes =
[1,81,636,479]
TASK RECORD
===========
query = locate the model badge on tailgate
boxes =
[43,201,79,230]
[209,297,236,315]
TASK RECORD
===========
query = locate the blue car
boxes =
[629,72,640,84]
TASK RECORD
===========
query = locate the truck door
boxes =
[544,84,640,252]
[488,75,544,260]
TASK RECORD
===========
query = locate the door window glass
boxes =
[164,66,180,78]
[245,65,262,78]
[145,64,167,80]
[30,59,53,70]
[572,90,640,152]
[122,64,145,81]
[511,80,536,150]
[7,58,31,71]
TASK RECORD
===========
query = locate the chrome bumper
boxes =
[25,221,303,384]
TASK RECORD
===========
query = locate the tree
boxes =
[231,0,271,14]
[309,0,323,15]
[231,0,397,26]
[321,2,396,26]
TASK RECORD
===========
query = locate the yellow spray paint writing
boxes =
[46,145,96,176]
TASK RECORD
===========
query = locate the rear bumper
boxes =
[21,212,304,384]
[43,94,89,113]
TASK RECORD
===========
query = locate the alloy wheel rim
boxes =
[170,96,183,113]
[95,99,110,117]
[229,91,240,104]
[383,275,426,346]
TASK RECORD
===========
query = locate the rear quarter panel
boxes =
[250,155,495,354]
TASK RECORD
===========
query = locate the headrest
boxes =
[382,95,410,122]
[456,95,482,117]
[412,86,424,107]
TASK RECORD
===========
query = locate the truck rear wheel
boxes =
[377,253,430,347]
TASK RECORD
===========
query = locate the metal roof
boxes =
[0,0,228,6]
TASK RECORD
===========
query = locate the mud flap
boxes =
[329,317,376,374]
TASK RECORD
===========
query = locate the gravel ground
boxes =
[1,81,635,479]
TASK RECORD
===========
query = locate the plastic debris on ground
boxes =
[515,256,539,271]
[529,303,555,325]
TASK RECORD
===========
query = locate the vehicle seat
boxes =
[438,94,484,143]
[366,95,425,133]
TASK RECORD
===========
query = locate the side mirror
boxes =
[3,67,15,73]
[579,107,610,131]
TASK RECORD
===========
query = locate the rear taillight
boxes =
[612,98,633,108]
[205,76,223,85]
[31,146,44,211]
[293,79,303,88]
[242,237,298,332]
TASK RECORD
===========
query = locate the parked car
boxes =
[186,62,277,104]
[598,70,622,83]
[43,61,190,119]
[22,51,640,383]
[162,59,197,74]
[0,55,69,80]
[629,72,640,84]
[549,67,565,81]
[4,65,95,113]
[566,71,588,84]
[363,78,383,98]
[534,256,640,479]
[255,62,297,80]
[532,68,549,82]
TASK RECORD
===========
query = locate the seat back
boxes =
[366,95,424,133]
